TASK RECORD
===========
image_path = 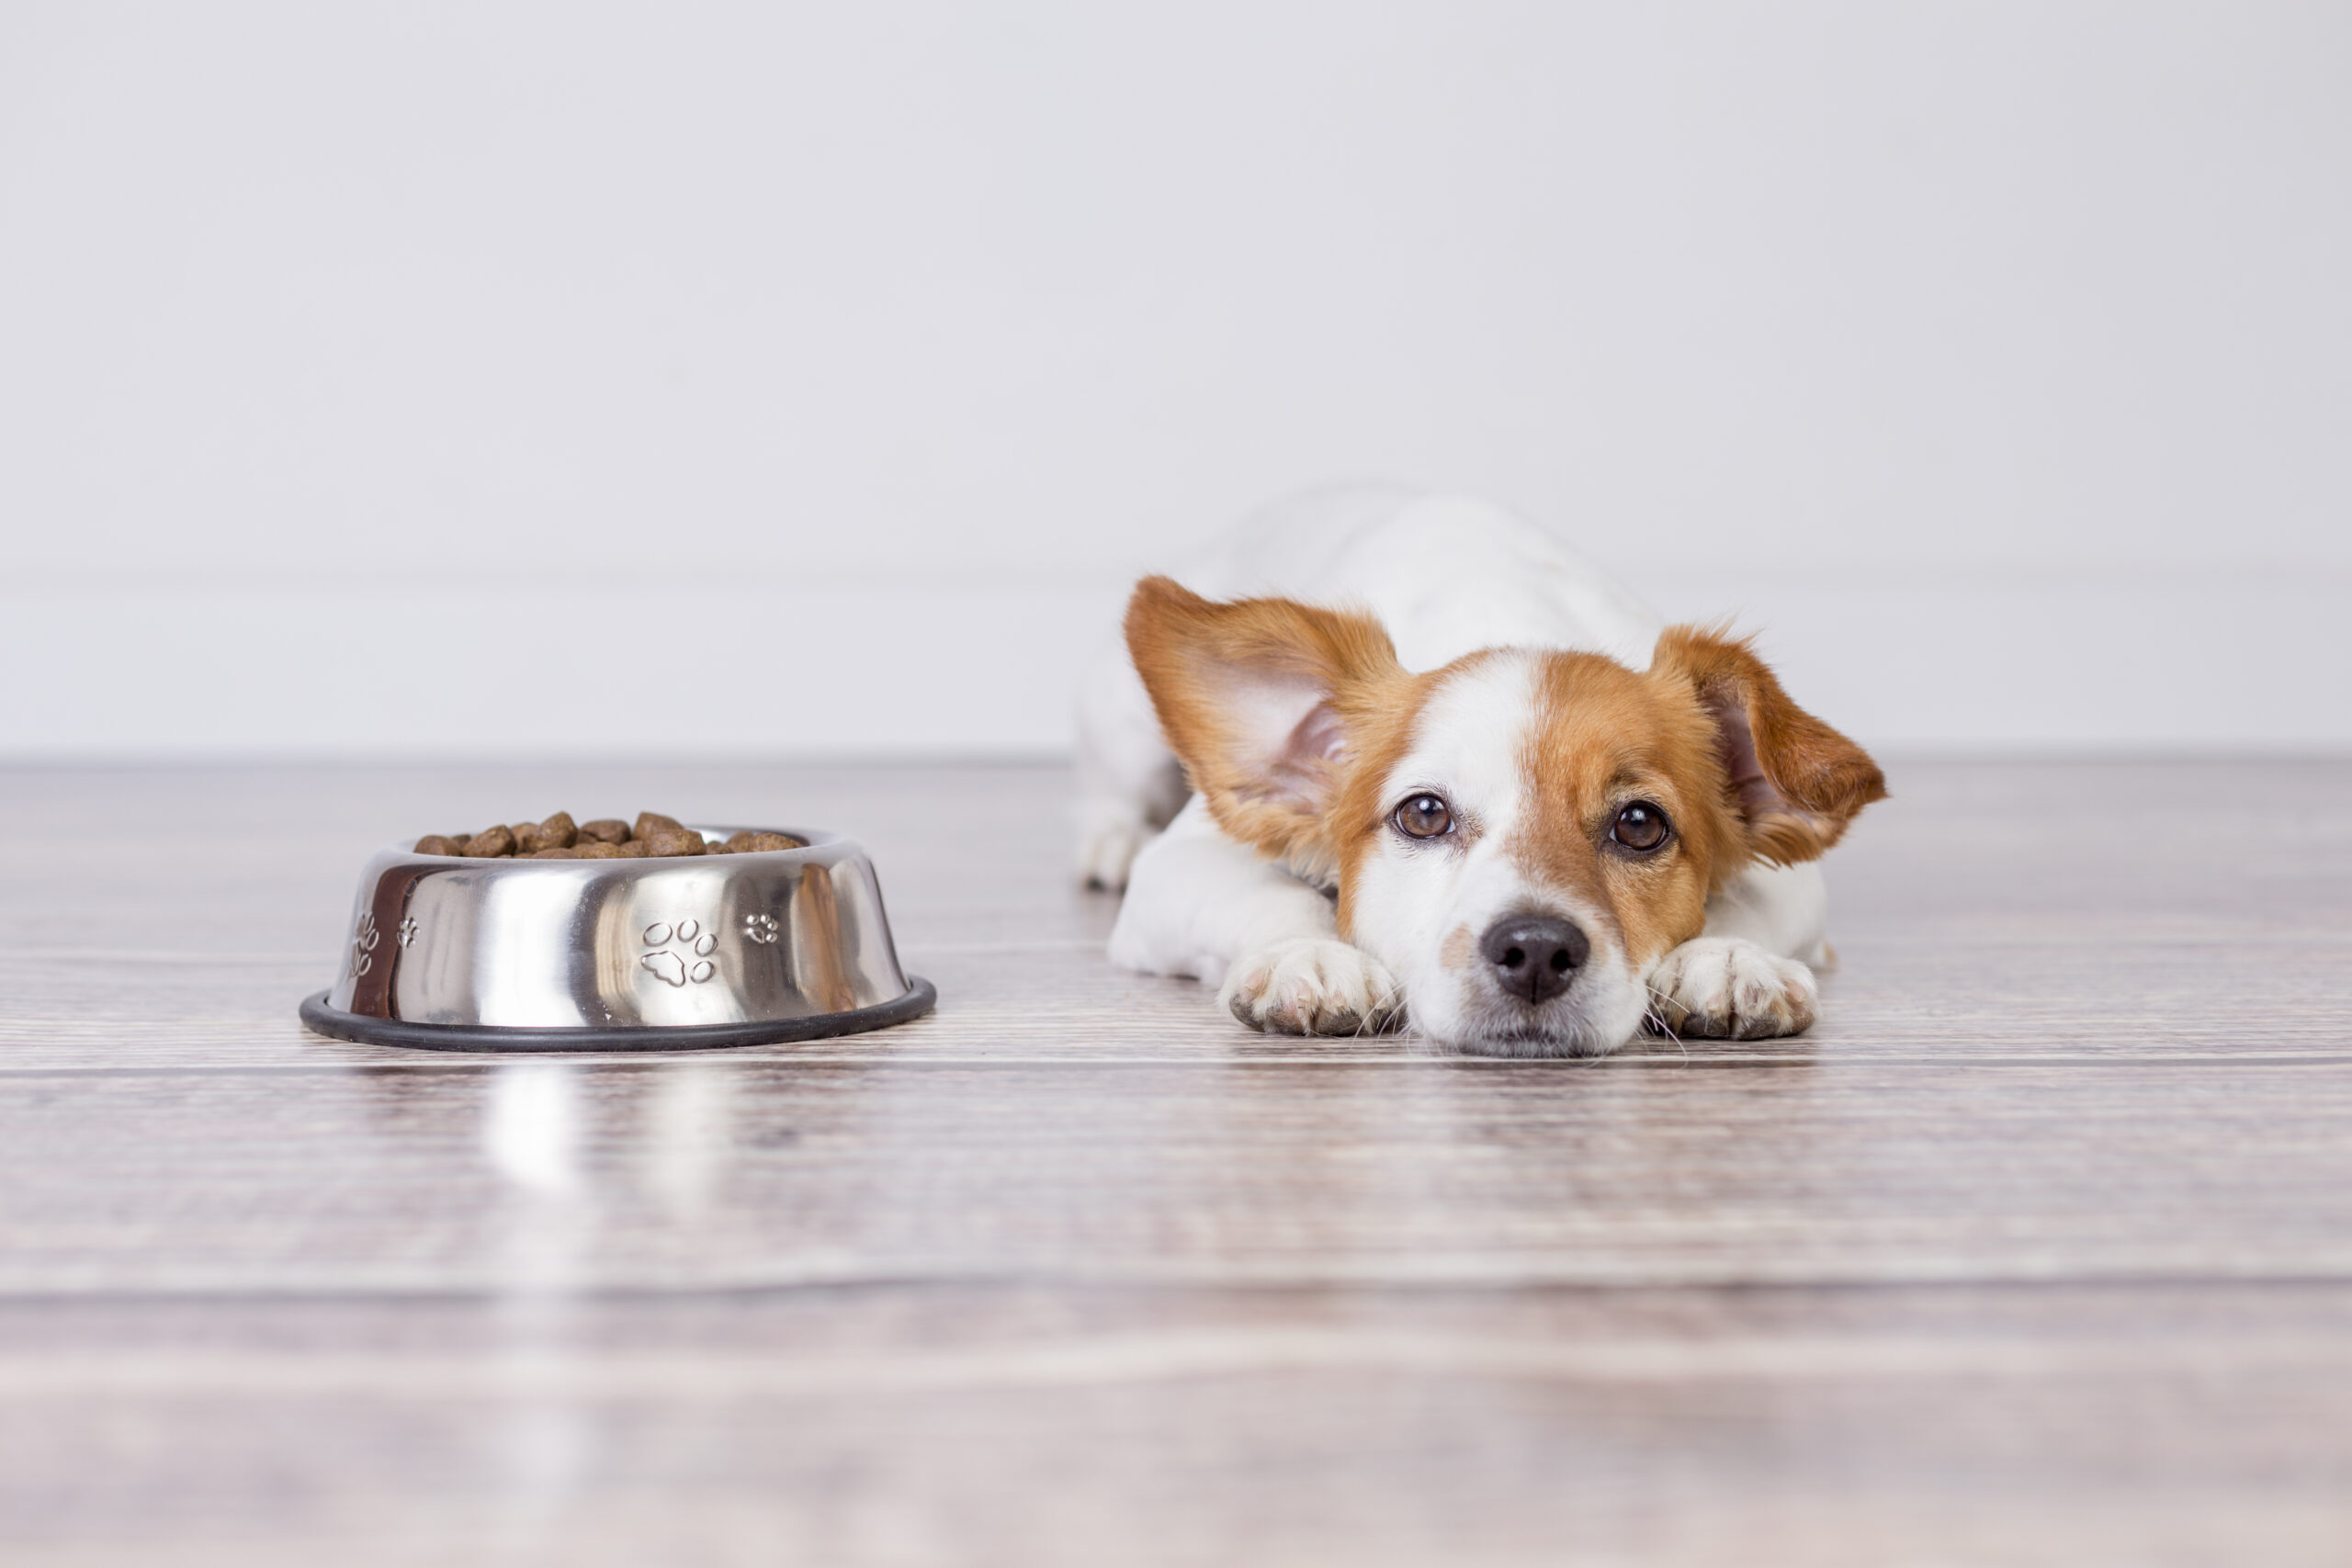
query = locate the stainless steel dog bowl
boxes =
[299,826,934,1051]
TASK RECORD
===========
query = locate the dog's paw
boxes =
[1220,939,1403,1036]
[1647,937,1817,1041]
[1077,821,1156,891]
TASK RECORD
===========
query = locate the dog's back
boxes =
[1167,484,1662,667]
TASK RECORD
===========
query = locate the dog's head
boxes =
[1125,576,1885,1055]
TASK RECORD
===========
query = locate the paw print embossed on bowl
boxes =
[300,824,933,1052]
[640,919,719,987]
[347,912,380,979]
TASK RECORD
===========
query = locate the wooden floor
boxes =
[2,758,2349,1566]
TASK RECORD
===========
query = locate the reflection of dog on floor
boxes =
[1076,487,1885,1056]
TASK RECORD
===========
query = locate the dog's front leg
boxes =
[1107,798,1402,1036]
[1072,641,1188,890]
[1650,861,1830,1040]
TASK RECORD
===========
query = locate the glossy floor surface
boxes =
[3,760,2349,1565]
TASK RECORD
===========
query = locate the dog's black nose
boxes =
[1481,915,1589,1005]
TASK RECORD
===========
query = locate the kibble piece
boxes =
[528,846,580,859]
[413,835,465,856]
[644,827,707,857]
[463,826,516,858]
[515,811,579,854]
[633,812,684,842]
[516,818,572,854]
[577,818,630,845]
[572,840,628,859]
[722,829,803,853]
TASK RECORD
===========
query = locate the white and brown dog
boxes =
[1076,486,1886,1055]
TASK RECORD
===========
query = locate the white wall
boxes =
[4,2,2346,756]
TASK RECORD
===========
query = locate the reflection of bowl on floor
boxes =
[299,825,933,1051]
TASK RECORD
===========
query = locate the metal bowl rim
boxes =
[372,824,854,865]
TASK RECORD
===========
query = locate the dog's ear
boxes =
[1123,575,1405,868]
[1649,625,1887,865]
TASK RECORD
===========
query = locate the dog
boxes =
[1075,486,1886,1056]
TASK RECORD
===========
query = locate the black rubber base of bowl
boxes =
[298,978,936,1053]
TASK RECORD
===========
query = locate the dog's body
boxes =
[1078,487,1884,1056]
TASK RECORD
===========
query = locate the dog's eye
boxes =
[1392,793,1454,840]
[1611,801,1670,852]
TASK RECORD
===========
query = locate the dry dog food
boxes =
[414,812,803,859]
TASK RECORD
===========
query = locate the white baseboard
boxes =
[3,570,2344,755]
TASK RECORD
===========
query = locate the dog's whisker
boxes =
[1643,982,1690,1055]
